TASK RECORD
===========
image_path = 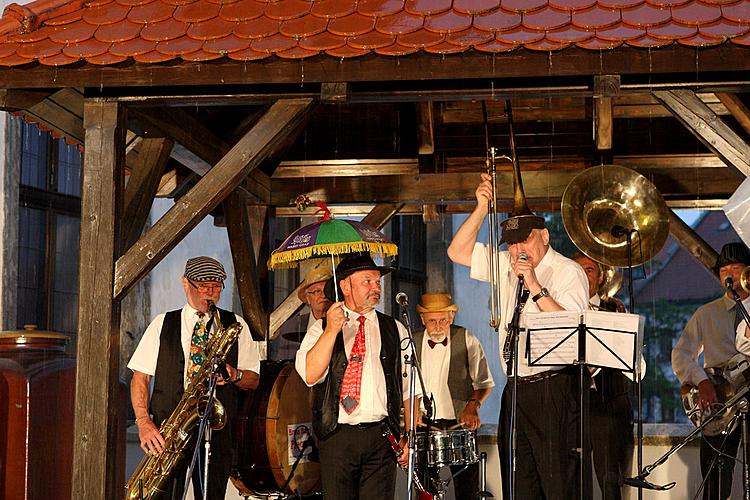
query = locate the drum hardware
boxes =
[477,451,493,499]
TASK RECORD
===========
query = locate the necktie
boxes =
[428,337,448,349]
[340,316,367,414]
[188,312,208,381]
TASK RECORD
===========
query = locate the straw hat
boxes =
[297,265,333,303]
[415,293,459,313]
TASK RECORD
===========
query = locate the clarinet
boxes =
[380,423,434,500]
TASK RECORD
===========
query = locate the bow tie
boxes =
[428,338,448,349]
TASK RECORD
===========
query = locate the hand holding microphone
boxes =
[517,253,528,281]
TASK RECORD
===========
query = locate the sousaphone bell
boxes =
[561,165,670,268]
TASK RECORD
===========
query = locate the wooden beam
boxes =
[72,98,125,500]
[273,158,418,178]
[122,137,173,249]
[321,82,349,103]
[20,88,85,143]
[0,89,51,110]
[269,202,404,338]
[224,191,268,340]
[270,169,741,206]
[132,106,272,203]
[595,96,613,150]
[668,209,719,274]
[716,92,750,137]
[114,98,315,300]
[417,102,435,155]
[654,89,750,178]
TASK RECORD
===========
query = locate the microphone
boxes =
[726,276,735,290]
[611,225,633,238]
[517,253,528,280]
[395,292,409,307]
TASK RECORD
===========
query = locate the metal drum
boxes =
[415,429,478,468]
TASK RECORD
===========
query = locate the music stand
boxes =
[526,310,643,498]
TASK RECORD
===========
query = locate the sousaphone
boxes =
[561,165,670,268]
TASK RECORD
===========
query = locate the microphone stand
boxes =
[506,276,527,500]
[182,358,221,500]
[398,298,431,500]
[624,384,750,492]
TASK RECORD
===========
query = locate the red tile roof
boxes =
[0,0,747,67]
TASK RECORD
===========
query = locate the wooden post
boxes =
[72,98,125,499]
[668,209,719,275]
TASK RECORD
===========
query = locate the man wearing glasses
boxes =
[413,293,494,499]
[128,256,260,499]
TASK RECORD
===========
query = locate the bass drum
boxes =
[231,361,321,497]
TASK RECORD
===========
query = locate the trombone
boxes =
[482,100,514,331]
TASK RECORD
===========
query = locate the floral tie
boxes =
[187,312,208,382]
[340,316,367,414]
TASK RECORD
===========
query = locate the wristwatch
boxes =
[532,288,550,302]
[232,369,243,384]
[467,399,482,408]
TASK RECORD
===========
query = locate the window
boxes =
[17,120,82,334]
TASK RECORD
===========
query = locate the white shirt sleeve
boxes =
[127,314,166,376]
[672,310,709,387]
[234,315,260,374]
[295,317,327,387]
[737,298,750,354]
[465,329,495,390]
[469,242,490,282]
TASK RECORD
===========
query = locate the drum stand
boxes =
[476,452,493,499]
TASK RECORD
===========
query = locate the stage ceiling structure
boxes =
[0,0,749,496]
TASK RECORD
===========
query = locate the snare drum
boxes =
[415,429,478,468]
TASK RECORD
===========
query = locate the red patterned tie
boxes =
[340,315,367,414]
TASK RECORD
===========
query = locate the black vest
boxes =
[150,308,240,427]
[413,325,473,420]
[311,311,402,440]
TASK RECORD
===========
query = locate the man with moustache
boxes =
[413,292,494,499]
[272,265,332,360]
[295,252,420,500]
[674,242,750,500]
[573,253,633,500]
[128,256,260,499]
[448,173,589,499]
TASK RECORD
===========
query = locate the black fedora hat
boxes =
[324,252,395,301]
[715,242,750,274]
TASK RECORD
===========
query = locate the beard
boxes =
[364,292,381,308]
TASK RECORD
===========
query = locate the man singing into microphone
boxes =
[673,242,750,499]
[448,173,589,499]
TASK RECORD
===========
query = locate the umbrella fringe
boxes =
[269,242,398,269]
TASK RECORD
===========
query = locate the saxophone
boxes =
[125,302,242,500]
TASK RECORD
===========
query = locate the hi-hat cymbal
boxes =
[561,165,670,268]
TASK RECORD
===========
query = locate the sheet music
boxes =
[525,311,580,366]
[525,310,642,371]
[584,310,642,372]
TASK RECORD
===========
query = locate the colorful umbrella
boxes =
[269,197,398,301]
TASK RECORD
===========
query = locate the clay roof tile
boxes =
[424,9,472,33]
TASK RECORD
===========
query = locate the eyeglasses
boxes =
[305,289,325,297]
[188,280,224,292]
[424,318,451,327]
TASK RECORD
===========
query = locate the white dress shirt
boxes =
[295,305,419,424]
[128,303,260,388]
[420,329,494,420]
[470,243,590,377]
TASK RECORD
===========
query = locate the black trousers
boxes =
[498,371,580,500]
[318,422,396,500]
[590,375,633,500]
[161,424,234,500]
[700,420,749,500]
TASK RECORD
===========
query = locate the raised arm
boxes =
[447,173,492,267]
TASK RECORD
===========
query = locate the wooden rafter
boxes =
[654,89,750,178]
[122,137,173,249]
[716,92,750,137]
[268,202,403,338]
[668,209,719,275]
[224,191,268,340]
[113,98,316,300]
